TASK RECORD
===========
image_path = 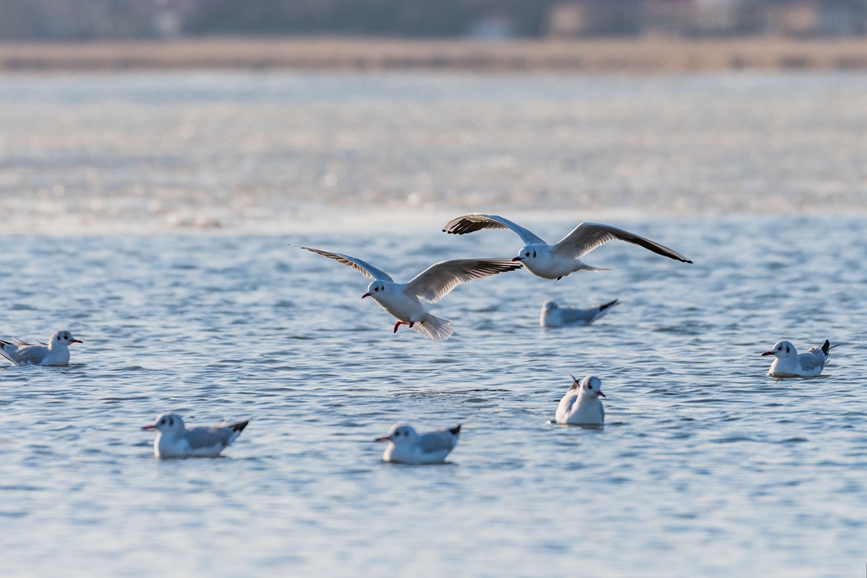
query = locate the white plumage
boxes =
[142,412,249,459]
[556,375,606,426]
[375,423,461,464]
[762,339,832,377]
[292,245,521,340]
[443,213,691,280]
[0,330,82,366]
[540,299,618,327]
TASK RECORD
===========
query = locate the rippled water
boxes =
[0,71,866,233]
[1,73,866,577]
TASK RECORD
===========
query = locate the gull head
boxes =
[143,412,186,435]
[362,280,387,300]
[512,245,538,263]
[543,300,558,312]
[762,340,795,358]
[50,330,82,347]
[572,374,605,398]
[374,423,418,446]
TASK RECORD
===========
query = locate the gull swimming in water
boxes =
[142,412,249,459]
[556,375,606,426]
[375,423,461,464]
[292,245,521,340]
[0,330,83,366]
[442,213,691,280]
[541,299,618,327]
[762,339,834,377]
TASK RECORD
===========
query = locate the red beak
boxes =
[511,256,522,262]
[761,351,775,356]
[374,436,391,442]
[71,339,83,344]
[597,391,606,397]
[142,425,156,430]
[362,293,371,299]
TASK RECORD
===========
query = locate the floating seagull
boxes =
[142,412,249,459]
[375,423,461,464]
[292,245,521,340]
[556,375,605,426]
[443,214,691,280]
[541,299,618,327]
[0,330,83,366]
[762,339,834,378]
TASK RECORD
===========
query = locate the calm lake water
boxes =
[0,72,865,577]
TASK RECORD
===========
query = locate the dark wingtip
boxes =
[685,259,694,264]
[601,299,619,310]
[449,425,461,436]
[228,420,249,433]
[822,340,830,355]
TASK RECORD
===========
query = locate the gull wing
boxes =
[404,258,521,303]
[0,343,49,365]
[292,245,394,282]
[442,214,547,245]
[417,427,460,453]
[557,307,598,324]
[552,222,692,263]
[184,426,237,450]
[798,349,826,371]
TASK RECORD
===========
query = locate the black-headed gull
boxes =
[0,330,83,366]
[443,214,691,280]
[292,245,521,340]
[541,299,618,327]
[142,412,249,459]
[556,375,605,426]
[762,339,833,377]
[374,423,461,464]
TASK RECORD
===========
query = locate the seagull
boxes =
[556,375,605,426]
[292,245,521,340]
[374,423,461,464]
[541,299,618,327]
[762,339,834,377]
[442,213,691,280]
[142,412,249,459]
[0,330,83,366]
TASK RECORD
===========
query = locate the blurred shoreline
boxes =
[2,37,867,72]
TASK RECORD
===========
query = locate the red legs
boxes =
[392,321,415,333]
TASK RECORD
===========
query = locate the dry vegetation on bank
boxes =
[2,36,867,72]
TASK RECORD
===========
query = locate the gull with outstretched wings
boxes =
[443,213,691,280]
[292,245,521,340]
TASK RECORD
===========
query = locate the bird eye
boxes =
[160,419,165,424]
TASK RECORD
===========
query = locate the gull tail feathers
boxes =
[412,314,454,341]
[577,264,610,273]
[227,420,250,433]
[599,299,619,311]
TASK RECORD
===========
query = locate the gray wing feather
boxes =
[798,350,826,371]
[405,258,521,303]
[1,343,49,365]
[417,430,458,453]
[442,214,547,245]
[292,245,394,282]
[558,307,597,324]
[552,222,692,263]
[184,426,234,449]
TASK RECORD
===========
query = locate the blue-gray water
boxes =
[1,72,866,577]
